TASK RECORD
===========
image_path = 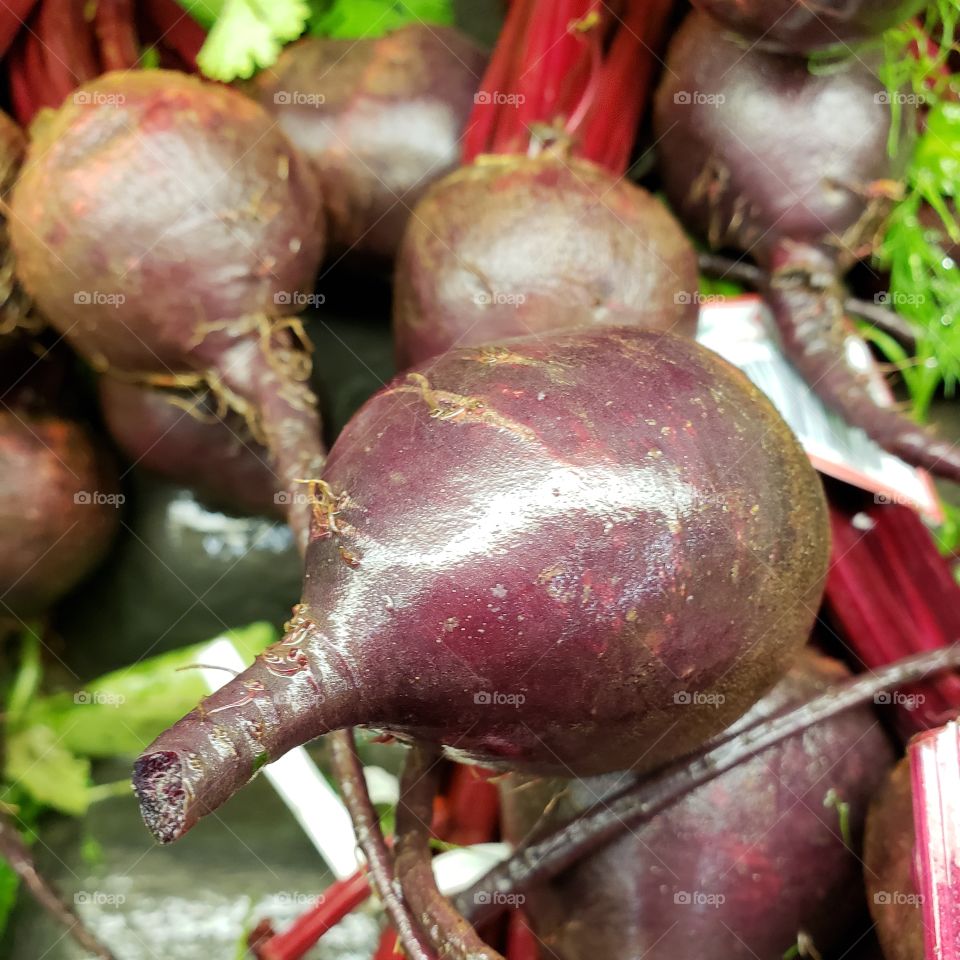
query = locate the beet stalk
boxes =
[653,11,960,483]
[455,644,960,927]
[135,327,828,841]
[9,70,326,551]
[393,0,697,369]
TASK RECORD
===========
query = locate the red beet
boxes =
[134,327,829,843]
[9,70,327,547]
[653,13,960,484]
[0,409,119,616]
[500,650,895,960]
[99,377,279,517]
[863,758,924,960]
[393,154,699,368]
[250,24,486,262]
[692,0,926,53]
[0,108,29,336]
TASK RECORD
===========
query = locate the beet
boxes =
[393,154,699,368]
[653,13,960,483]
[864,758,924,960]
[134,326,829,843]
[250,24,486,262]
[9,70,327,547]
[691,0,926,54]
[500,650,895,960]
[99,377,279,517]
[0,409,119,616]
[0,108,29,336]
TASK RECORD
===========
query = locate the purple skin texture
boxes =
[691,0,926,54]
[393,153,700,368]
[9,70,327,547]
[134,327,829,844]
[500,650,896,960]
[653,13,960,484]
[0,412,119,616]
[250,24,487,262]
[864,759,924,960]
[98,378,279,518]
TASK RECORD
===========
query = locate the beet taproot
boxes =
[393,154,699,368]
[9,70,327,547]
[251,24,486,262]
[691,0,926,54]
[134,326,829,843]
[864,758,925,960]
[99,377,279,517]
[653,12,960,483]
[0,409,119,616]
[500,650,894,960]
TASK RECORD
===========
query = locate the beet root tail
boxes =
[133,612,354,843]
[765,272,960,484]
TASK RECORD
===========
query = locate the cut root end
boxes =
[132,750,188,845]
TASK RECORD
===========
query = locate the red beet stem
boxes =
[395,745,504,960]
[141,0,205,71]
[765,262,960,483]
[94,0,140,71]
[454,644,960,925]
[255,870,371,960]
[0,0,37,60]
[909,722,960,960]
[826,501,960,735]
[506,913,540,960]
[7,33,36,126]
[35,0,100,105]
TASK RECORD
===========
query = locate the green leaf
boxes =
[308,0,454,38]
[196,0,311,81]
[23,623,277,759]
[4,726,91,817]
[0,860,18,940]
[914,102,960,199]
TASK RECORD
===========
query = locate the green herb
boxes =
[177,0,454,82]
[822,787,852,849]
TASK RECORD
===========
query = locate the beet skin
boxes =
[0,411,119,616]
[393,154,699,368]
[251,24,486,262]
[99,378,279,517]
[501,650,895,960]
[692,0,926,54]
[135,327,829,843]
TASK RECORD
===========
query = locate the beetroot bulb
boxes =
[134,326,829,843]
[691,0,925,54]
[9,70,326,549]
[98,377,279,518]
[393,0,698,369]
[653,12,960,484]
[500,649,895,960]
[250,24,487,262]
[0,108,29,336]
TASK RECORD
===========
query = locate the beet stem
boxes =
[329,731,436,960]
[0,814,116,960]
[455,645,960,925]
[395,744,503,960]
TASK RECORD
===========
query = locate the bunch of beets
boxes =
[0,1,957,959]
